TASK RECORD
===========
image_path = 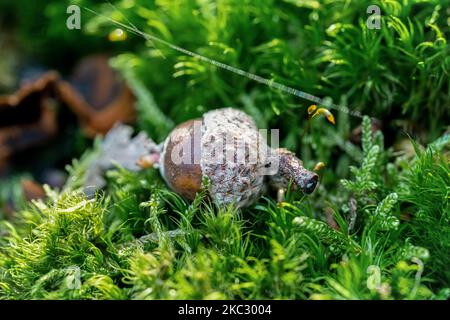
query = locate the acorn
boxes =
[153,108,318,208]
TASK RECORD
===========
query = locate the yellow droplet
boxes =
[108,28,127,42]
[326,113,336,125]
[307,105,318,114]
[311,108,336,125]
[314,162,326,171]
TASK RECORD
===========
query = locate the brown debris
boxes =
[21,179,46,201]
[325,207,340,231]
[0,55,136,173]
[400,212,411,221]
[0,72,59,173]
[83,124,159,195]
[350,117,382,144]
[137,153,160,169]
[1,179,46,220]
[56,55,136,137]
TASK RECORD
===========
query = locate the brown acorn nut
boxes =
[160,119,203,200]
[157,108,318,208]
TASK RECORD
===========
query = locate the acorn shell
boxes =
[160,119,203,200]
[159,108,269,207]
